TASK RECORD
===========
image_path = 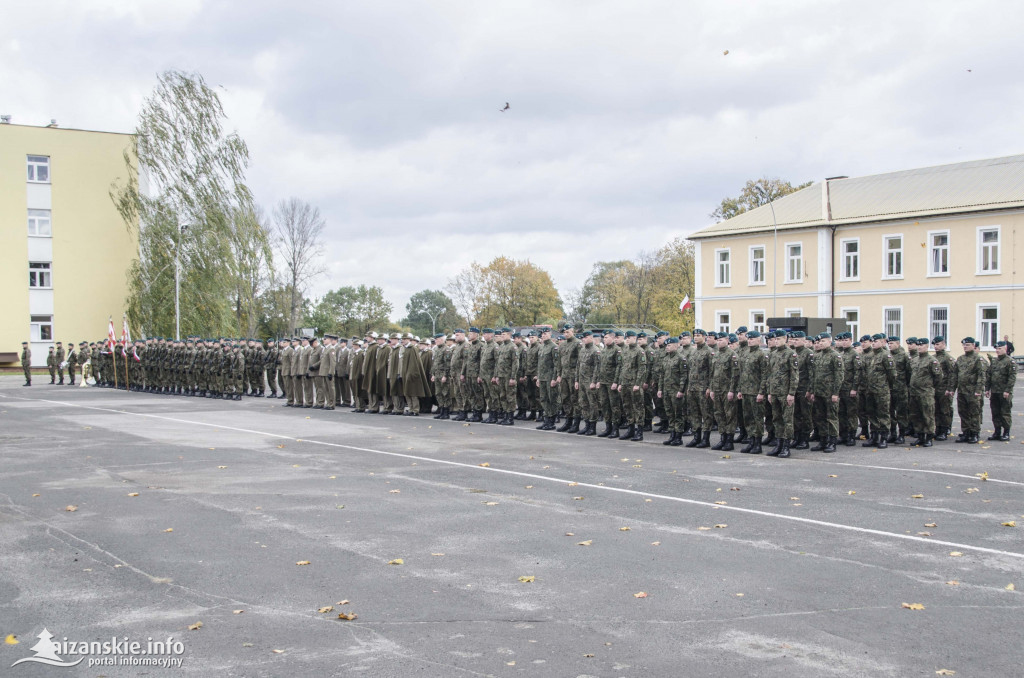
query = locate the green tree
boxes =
[710,177,812,222]
[229,204,275,338]
[453,257,562,327]
[312,285,394,337]
[401,289,462,337]
[112,69,252,339]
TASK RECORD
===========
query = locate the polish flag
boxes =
[679,295,691,314]
[121,314,131,349]
[107,317,117,350]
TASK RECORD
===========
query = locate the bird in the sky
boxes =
[500,102,510,112]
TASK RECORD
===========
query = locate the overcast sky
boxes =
[5,0,1022,318]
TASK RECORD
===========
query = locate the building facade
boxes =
[688,155,1024,354]
[0,122,137,366]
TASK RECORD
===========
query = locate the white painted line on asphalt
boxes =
[5,393,1024,561]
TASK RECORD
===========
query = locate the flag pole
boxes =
[112,345,119,390]
[109,316,119,390]
[122,314,131,392]
[124,348,130,391]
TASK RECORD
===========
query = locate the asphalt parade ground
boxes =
[1,377,1022,677]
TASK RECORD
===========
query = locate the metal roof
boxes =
[688,153,1024,239]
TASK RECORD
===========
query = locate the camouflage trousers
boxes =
[538,379,558,418]
[559,380,576,417]
[620,385,645,425]
[498,378,517,413]
[769,396,795,440]
[990,392,1013,431]
[811,395,839,438]
[935,391,953,433]
[909,388,936,435]
[863,388,891,433]
[665,392,686,433]
[956,391,982,435]
[688,389,713,430]
[711,393,737,434]
[598,384,621,424]
[890,385,909,430]
[838,392,859,436]
[739,393,764,439]
[794,395,812,435]
[578,384,598,421]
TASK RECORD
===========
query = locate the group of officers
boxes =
[37,324,1016,459]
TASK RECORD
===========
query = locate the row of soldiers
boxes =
[58,325,1015,457]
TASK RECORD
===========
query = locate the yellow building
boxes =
[688,155,1024,354]
[0,120,137,367]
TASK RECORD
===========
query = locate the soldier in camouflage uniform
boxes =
[616,330,648,442]
[657,337,688,446]
[952,337,985,443]
[861,333,895,448]
[651,332,670,432]
[836,332,861,446]
[449,330,468,421]
[556,325,582,433]
[809,333,843,453]
[986,340,1015,441]
[908,337,943,446]
[479,329,498,423]
[887,336,910,444]
[931,337,955,440]
[596,331,623,439]
[737,330,768,454]
[685,330,714,448]
[463,328,484,422]
[493,328,520,425]
[431,333,451,419]
[766,330,799,458]
[535,328,559,430]
[513,333,529,418]
[575,331,600,436]
[523,331,541,420]
[708,333,740,451]
[789,332,813,449]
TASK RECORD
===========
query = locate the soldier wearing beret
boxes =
[737,330,768,454]
[887,335,910,444]
[861,333,896,448]
[951,337,985,443]
[708,333,740,451]
[931,337,955,440]
[685,329,714,448]
[908,338,942,446]
[766,330,799,457]
[535,327,559,430]
[809,333,843,453]
[575,330,599,435]
[986,340,1015,441]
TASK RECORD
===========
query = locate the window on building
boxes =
[27,209,52,237]
[29,262,52,288]
[840,239,859,281]
[786,243,802,282]
[715,311,730,334]
[30,315,53,342]
[978,227,1000,274]
[929,231,950,276]
[929,306,949,342]
[785,308,802,318]
[750,310,766,334]
[884,235,902,278]
[749,246,765,285]
[715,249,731,286]
[27,155,50,182]
[842,308,859,339]
[883,307,902,339]
[979,305,999,349]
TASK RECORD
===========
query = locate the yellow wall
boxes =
[692,209,1024,357]
[0,124,137,364]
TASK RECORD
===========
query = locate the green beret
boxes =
[665,337,678,344]
[625,330,636,337]
[736,326,748,333]
[680,331,691,337]
[962,336,976,344]
[614,330,624,337]
[932,336,945,344]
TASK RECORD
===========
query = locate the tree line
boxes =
[117,70,805,340]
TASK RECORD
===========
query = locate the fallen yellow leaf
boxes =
[714,524,728,529]
[318,606,333,613]
[911,494,924,499]
[573,496,584,500]
[217,466,227,469]
[949,551,963,557]
[848,491,856,495]
[828,474,838,478]
[296,560,311,566]
[31,494,39,497]
[388,559,404,565]
[565,532,574,536]
[721,454,731,459]
[483,501,499,506]
[337,612,358,620]
[568,482,578,487]
[479,462,490,467]
[946,580,959,586]
[328,476,336,479]
[5,634,18,645]
[525,485,533,489]
[651,541,661,546]
[337,600,350,605]
[577,540,593,546]
[698,526,711,531]
[789,497,800,501]
[935,670,956,676]
[163,528,174,533]
[633,592,648,598]
[272,649,284,654]
[233,609,244,614]
[187,621,203,631]
[389,489,401,494]
[128,493,139,497]
[977,471,989,481]
[925,523,938,528]
[65,505,78,512]
[619,527,631,531]
[1006,583,1016,591]
[1001,521,1016,527]
[431,553,444,556]
[518,575,535,583]
[901,602,925,610]
[714,501,727,505]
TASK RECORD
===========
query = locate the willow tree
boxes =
[112,69,252,338]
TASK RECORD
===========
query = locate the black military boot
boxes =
[862,431,878,447]
[808,430,820,443]
[569,418,581,434]
[527,410,537,421]
[556,416,571,433]
[433,407,445,419]
[749,440,763,454]
[585,421,597,436]
[822,436,836,453]
[921,433,933,447]
[720,433,734,451]
[777,440,792,458]
[608,423,620,440]
[662,431,678,446]
[811,435,827,451]
[655,420,669,434]
[696,430,712,449]
[762,432,776,446]
[886,426,898,444]
[711,433,726,450]
[934,428,948,441]
[598,422,612,438]
[987,427,1001,441]
[877,434,888,448]
[967,432,980,444]
[536,416,549,430]
[894,425,906,445]
[1000,427,1010,441]
[622,423,635,440]
[544,416,558,431]
[737,427,748,444]
[643,420,653,432]
[440,408,451,420]
[669,431,684,446]
[740,436,755,454]
[575,420,589,435]
[955,430,968,443]
[630,425,644,442]
[766,439,784,456]
[791,433,809,450]
[685,428,702,448]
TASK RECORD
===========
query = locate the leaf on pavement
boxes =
[935,671,955,676]
[65,505,78,512]
[714,501,727,505]
[318,606,333,613]
[714,524,728,529]
[925,523,938,528]
[388,559,404,565]
[976,471,989,481]
[848,491,856,495]
[389,489,401,494]
[568,482,578,487]
[296,560,311,566]
[946,580,959,586]
[5,634,18,645]
[573,496,584,501]
[233,609,244,614]
[1001,521,1016,527]
[31,494,39,497]
[828,474,838,478]
[651,541,661,546]
[697,526,712,531]
[483,501,499,506]
[720,455,731,459]
[918,532,932,536]
[789,497,800,501]
[217,466,227,469]
[633,592,648,598]
[337,612,358,620]
[337,600,350,605]
[911,494,924,499]
[128,492,139,497]
[901,603,925,610]
[187,621,203,630]
[478,462,490,467]
[163,528,174,532]
[565,532,574,536]
[1006,583,1016,591]
[272,649,284,653]
[619,527,631,531]
[518,576,535,583]
[730,487,741,491]
[949,552,963,557]
[577,540,593,546]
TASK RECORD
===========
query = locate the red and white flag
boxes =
[121,314,131,348]
[679,295,691,314]
[107,317,117,351]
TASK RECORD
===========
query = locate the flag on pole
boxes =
[107,317,117,351]
[122,314,131,348]
[679,295,691,314]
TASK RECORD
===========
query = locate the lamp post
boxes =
[174,223,189,340]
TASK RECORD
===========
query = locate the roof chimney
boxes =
[47,119,58,128]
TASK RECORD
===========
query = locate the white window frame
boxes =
[748,244,766,286]
[715,310,730,334]
[840,306,860,340]
[28,209,52,237]
[976,225,1000,275]
[977,303,1000,350]
[785,242,803,283]
[29,262,52,289]
[784,307,802,318]
[749,309,767,334]
[714,248,731,287]
[928,304,949,343]
[30,315,53,342]
[882,305,903,339]
[27,155,50,183]
[839,237,860,282]
[927,229,950,278]
[882,233,903,280]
